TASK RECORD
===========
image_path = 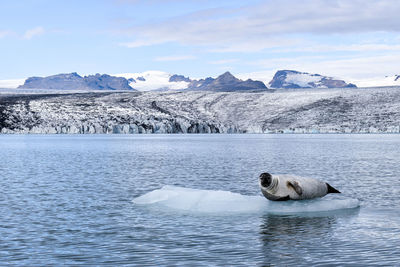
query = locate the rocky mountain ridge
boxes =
[19,73,134,90]
[19,71,269,92]
[9,70,400,90]
[269,70,357,89]
[187,72,268,91]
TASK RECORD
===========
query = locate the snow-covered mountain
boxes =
[13,70,267,92]
[269,70,357,89]
[7,70,400,91]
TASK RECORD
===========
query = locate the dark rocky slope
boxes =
[19,73,134,90]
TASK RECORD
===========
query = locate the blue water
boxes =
[0,134,399,266]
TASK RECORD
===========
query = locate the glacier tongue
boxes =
[1,88,400,134]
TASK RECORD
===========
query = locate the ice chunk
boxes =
[133,185,359,214]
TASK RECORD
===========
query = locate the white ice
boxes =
[115,71,189,91]
[351,75,400,88]
[284,73,324,88]
[133,185,359,214]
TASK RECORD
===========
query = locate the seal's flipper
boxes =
[276,195,291,201]
[326,183,341,194]
[287,181,303,195]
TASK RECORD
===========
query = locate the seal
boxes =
[259,172,340,201]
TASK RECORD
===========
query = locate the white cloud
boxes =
[275,43,400,54]
[298,54,400,81]
[23,26,45,40]
[154,55,196,61]
[117,0,400,51]
[209,59,238,65]
[240,54,400,85]
[119,38,171,48]
[0,30,11,38]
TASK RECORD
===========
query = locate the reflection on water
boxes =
[259,209,360,266]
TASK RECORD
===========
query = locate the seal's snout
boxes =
[259,172,272,188]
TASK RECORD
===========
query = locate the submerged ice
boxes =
[133,185,359,214]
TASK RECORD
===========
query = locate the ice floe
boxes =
[133,185,359,215]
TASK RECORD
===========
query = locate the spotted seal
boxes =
[259,172,340,201]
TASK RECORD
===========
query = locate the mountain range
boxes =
[19,71,269,91]
[16,70,361,91]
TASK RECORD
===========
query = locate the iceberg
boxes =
[133,185,359,215]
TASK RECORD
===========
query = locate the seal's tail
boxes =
[326,183,341,194]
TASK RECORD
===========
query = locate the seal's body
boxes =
[259,173,340,201]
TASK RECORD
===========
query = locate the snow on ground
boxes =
[115,71,189,91]
[351,75,400,88]
[284,73,324,87]
[0,79,25,89]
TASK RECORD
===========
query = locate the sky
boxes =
[1,0,400,83]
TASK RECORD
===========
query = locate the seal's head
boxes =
[259,172,272,188]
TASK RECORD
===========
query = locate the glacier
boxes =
[1,87,400,134]
[115,71,190,91]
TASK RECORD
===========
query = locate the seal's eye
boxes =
[259,172,272,187]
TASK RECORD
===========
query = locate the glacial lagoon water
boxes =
[1,134,400,266]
